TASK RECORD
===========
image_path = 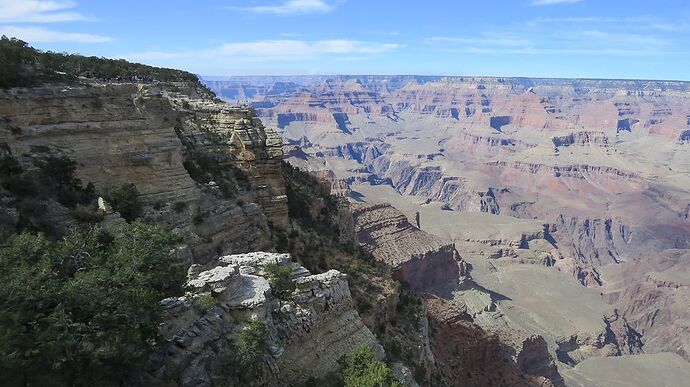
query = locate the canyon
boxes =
[2,39,689,385]
[3,62,559,385]
[204,75,690,385]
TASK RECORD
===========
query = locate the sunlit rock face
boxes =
[0,81,288,264]
[352,202,468,291]
[205,75,690,373]
[151,252,382,386]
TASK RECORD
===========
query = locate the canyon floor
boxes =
[205,75,690,386]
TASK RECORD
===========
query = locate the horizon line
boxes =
[199,74,690,83]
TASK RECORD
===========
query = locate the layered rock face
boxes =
[0,81,287,264]
[210,76,690,141]
[424,295,564,387]
[549,216,633,287]
[2,77,426,384]
[603,254,690,361]
[149,252,381,386]
[555,311,643,365]
[352,202,468,290]
[349,202,565,385]
[208,74,690,381]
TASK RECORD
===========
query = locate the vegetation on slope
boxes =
[0,146,179,386]
[303,346,402,387]
[221,321,269,383]
[265,262,297,300]
[0,150,100,237]
[277,161,394,316]
[101,183,143,222]
[0,36,198,89]
[0,221,185,386]
[174,117,252,199]
[278,162,436,385]
[341,346,402,387]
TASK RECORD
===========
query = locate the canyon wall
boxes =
[207,75,690,375]
[352,202,468,290]
[0,81,287,264]
[0,78,413,386]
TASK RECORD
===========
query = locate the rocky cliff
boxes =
[209,74,690,382]
[0,74,412,386]
[603,259,690,361]
[349,201,565,386]
[0,81,286,264]
[352,202,468,291]
[149,252,381,386]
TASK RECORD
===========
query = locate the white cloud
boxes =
[426,35,530,47]
[313,40,399,54]
[0,1,112,44]
[427,12,683,59]
[124,39,399,63]
[0,26,112,43]
[530,0,582,5]
[450,46,673,57]
[532,16,685,32]
[0,0,90,23]
[231,0,335,15]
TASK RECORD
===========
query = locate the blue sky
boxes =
[1,0,689,79]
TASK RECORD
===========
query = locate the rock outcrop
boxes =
[149,252,381,386]
[549,216,632,287]
[205,74,690,384]
[604,261,690,361]
[0,81,287,264]
[425,295,564,387]
[352,202,468,291]
[552,131,609,148]
[555,311,643,365]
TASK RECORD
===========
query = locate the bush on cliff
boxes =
[341,346,401,387]
[0,221,185,386]
[265,262,296,300]
[101,182,143,222]
[0,152,98,235]
[221,321,268,382]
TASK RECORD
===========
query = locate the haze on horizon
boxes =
[1,0,689,80]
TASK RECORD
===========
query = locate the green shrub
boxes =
[265,263,295,300]
[0,153,98,235]
[1,154,96,204]
[0,221,184,385]
[2,170,37,197]
[341,347,401,387]
[102,183,142,222]
[192,293,216,314]
[34,155,95,208]
[222,321,268,382]
[0,36,38,88]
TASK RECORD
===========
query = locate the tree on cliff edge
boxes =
[0,221,185,386]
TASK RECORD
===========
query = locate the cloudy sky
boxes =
[2,0,689,79]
